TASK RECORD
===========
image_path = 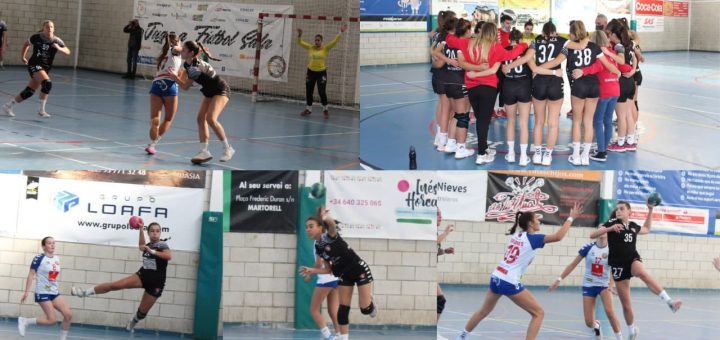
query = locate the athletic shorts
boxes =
[531,75,564,101]
[610,253,643,282]
[316,280,339,288]
[200,79,231,98]
[136,269,166,298]
[338,260,373,287]
[432,76,446,95]
[35,293,59,303]
[570,76,600,99]
[634,71,643,86]
[489,276,524,296]
[502,78,532,105]
[442,83,468,99]
[27,64,51,78]
[149,79,179,97]
[617,77,636,103]
[582,285,608,298]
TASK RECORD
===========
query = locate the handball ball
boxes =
[129,216,143,229]
[310,182,326,199]
[647,192,662,207]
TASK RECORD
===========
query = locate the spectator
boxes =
[123,19,143,79]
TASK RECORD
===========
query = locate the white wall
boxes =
[438,220,720,290]
[223,232,436,326]
[690,0,720,51]
[360,32,430,66]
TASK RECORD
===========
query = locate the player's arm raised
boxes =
[545,202,582,244]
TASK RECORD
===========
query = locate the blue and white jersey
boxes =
[314,240,339,284]
[492,232,545,285]
[154,46,182,81]
[578,242,610,287]
[30,254,61,295]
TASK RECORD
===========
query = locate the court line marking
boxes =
[442,310,589,337]
[360,79,431,87]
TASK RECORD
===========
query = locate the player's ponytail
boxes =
[197,42,222,62]
[607,19,632,50]
[507,211,534,235]
[509,27,522,44]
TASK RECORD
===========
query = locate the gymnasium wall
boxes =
[223,232,436,326]
[438,221,720,289]
[77,0,360,108]
[636,16,691,52]
[359,32,430,66]
[0,237,199,334]
[689,0,720,51]
[0,0,79,67]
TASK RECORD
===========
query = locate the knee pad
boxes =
[455,112,470,129]
[20,87,35,100]
[337,304,350,325]
[41,79,52,94]
[360,302,375,315]
[135,310,147,321]
[437,295,447,314]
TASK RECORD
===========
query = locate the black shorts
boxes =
[442,83,468,99]
[610,253,643,282]
[201,79,231,98]
[618,77,636,103]
[338,260,374,287]
[28,64,51,78]
[502,78,532,105]
[531,75,564,101]
[432,76,445,95]
[136,269,166,298]
[570,76,600,99]
[634,71,642,86]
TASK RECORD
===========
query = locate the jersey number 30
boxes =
[504,245,521,264]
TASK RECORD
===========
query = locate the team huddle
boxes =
[430,12,644,166]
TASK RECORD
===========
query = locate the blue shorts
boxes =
[582,286,608,298]
[35,294,59,303]
[489,276,524,296]
[149,79,178,97]
[316,280,339,288]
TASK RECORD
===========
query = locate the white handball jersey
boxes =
[314,240,339,284]
[578,242,610,287]
[154,46,182,81]
[492,232,545,285]
[30,254,61,295]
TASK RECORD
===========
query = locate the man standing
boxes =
[123,19,143,79]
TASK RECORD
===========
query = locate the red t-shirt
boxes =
[581,45,633,98]
[498,28,510,47]
[446,34,527,89]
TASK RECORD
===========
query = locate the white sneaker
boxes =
[70,286,85,297]
[485,148,497,156]
[126,317,138,332]
[505,152,516,163]
[18,317,27,336]
[437,134,448,150]
[37,109,50,118]
[3,103,14,117]
[433,133,441,146]
[220,147,235,162]
[568,155,581,166]
[519,154,530,166]
[532,150,542,164]
[454,146,475,159]
[475,152,494,165]
[581,153,590,166]
[628,326,639,340]
[191,150,213,164]
[593,320,602,339]
[444,140,458,153]
[541,150,552,166]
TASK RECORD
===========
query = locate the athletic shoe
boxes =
[581,153,590,166]
[18,317,27,336]
[3,103,15,117]
[485,148,497,156]
[454,146,474,159]
[532,150,542,165]
[628,326,639,340]
[434,133,441,147]
[607,143,626,153]
[454,334,467,340]
[590,151,607,162]
[323,109,329,119]
[669,299,682,313]
[475,152,494,165]
[70,286,85,297]
[323,336,334,340]
[444,140,458,153]
[145,145,156,155]
[593,320,602,339]
[625,143,637,152]
[37,110,50,118]
[519,154,530,167]
[300,109,312,117]
[541,150,553,166]
[568,155,581,166]
[436,135,448,151]
[220,147,235,162]
[505,152,515,163]
[566,109,573,118]
[126,317,138,332]
[191,150,213,164]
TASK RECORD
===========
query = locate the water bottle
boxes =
[409,146,417,170]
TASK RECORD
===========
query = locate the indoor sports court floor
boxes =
[0,318,190,339]
[0,68,359,170]
[437,284,720,339]
[223,324,436,339]
[360,51,720,170]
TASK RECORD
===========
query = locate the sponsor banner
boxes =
[636,15,664,32]
[361,0,429,32]
[486,171,600,227]
[436,171,487,222]
[635,0,665,16]
[229,171,299,234]
[664,1,689,17]
[16,177,205,251]
[0,174,24,237]
[499,0,551,33]
[134,0,293,81]
[615,170,719,235]
[432,1,500,27]
[552,0,597,34]
[325,171,437,240]
[24,170,206,189]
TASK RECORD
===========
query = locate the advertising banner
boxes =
[361,0,429,32]
[229,171,299,234]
